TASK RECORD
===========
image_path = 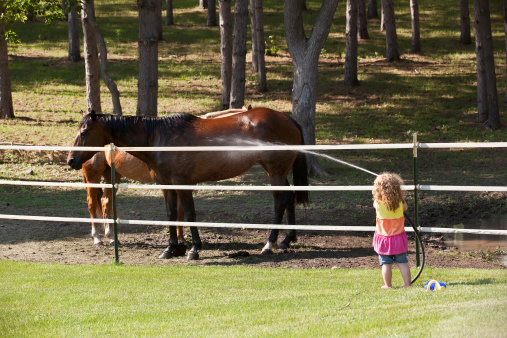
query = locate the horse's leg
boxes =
[176,196,188,249]
[262,179,296,254]
[82,160,105,246]
[176,190,202,260]
[101,167,121,246]
[159,189,181,259]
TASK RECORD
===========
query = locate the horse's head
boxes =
[67,110,109,170]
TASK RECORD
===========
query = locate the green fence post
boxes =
[110,143,120,264]
[413,133,420,267]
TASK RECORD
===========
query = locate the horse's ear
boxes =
[90,110,97,121]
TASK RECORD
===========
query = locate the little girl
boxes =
[372,173,411,288]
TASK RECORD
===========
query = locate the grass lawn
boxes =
[1,260,506,337]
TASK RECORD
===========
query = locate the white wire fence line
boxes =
[0,141,506,236]
[1,141,507,152]
[1,214,506,236]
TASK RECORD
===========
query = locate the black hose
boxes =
[404,212,425,284]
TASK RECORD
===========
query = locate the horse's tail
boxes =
[292,119,309,206]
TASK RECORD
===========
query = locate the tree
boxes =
[0,0,63,119]
[460,0,472,44]
[219,0,232,107]
[382,0,399,61]
[81,0,101,113]
[0,12,13,119]
[345,0,359,87]
[229,0,248,108]
[82,0,122,115]
[166,0,174,25]
[249,0,258,72]
[63,0,81,61]
[474,0,500,129]
[504,0,507,102]
[251,0,267,92]
[367,0,378,19]
[284,0,339,175]
[137,0,161,116]
[410,0,420,52]
[207,0,217,26]
[357,0,369,40]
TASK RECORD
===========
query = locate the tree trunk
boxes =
[137,0,160,117]
[199,0,208,9]
[285,0,339,176]
[229,0,248,109]
[252,0,267,92]
[249,0,258,72]
[83,0,122,115]
[460,0,472,44]
[474,0,500,129]
[219,0,232,107]
[380,0,385,31]
[345,0,359,87]
[382,0,399,62]
[81,0,102,113]
[504,0,507,102]
[410,0,420,52]
[207,0,217,26]
[357,0,369,39]
[0,20,14,119]
[166,0,174,25]
[67,4,81,62]
[367,0,378,19]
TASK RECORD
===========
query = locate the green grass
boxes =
[0,260,506,337]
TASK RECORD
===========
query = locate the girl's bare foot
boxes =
[381,285,392,289]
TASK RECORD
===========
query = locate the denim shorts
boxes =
[378,252,408,265]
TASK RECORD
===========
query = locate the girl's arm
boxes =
[402,200,408,211]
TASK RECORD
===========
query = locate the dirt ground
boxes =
[0,216,504,270]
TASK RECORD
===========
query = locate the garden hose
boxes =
[404,211,425,284]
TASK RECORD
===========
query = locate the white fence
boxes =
[1,142,507,237]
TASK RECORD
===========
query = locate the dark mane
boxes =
[86,113,199,135]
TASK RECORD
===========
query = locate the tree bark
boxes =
[474,0,500,129]
[199,0,208,9]
[460,0,472,44]
[504,0,507,102]
[380,0,385,31]
[249,0,258,72]
[67,3,81,62]
[83,0,122,115]
[357,0,369,39]
[382,0,399,62]
[345,0,359,87]
[285,0,338,176]
[137,0,160,117]
[229,0,248,108]
[207,0,217,26]
[0,19,14,119]
[82,0,102,113]
[219,0,232,107]
[367,0,378,19]
[252,0,267,92]
[166,0,174,25]
[410,0,420,52]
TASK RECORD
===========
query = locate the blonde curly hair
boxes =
[372,172,405,212]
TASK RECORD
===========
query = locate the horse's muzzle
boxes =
[67,157,82,170]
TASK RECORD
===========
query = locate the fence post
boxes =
[109,143,120,264]
[413,133,420,266]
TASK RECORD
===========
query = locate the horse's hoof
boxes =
[278,243,289,250]
[108,240,115,247]
[158,250,173,259]
[261,248,273,255]
[93,242,103,247]
[187,250,199,260]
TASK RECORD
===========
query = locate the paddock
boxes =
[0,139,506,269]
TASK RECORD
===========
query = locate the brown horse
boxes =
[67,108,309,260]
[82,108,249,250]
